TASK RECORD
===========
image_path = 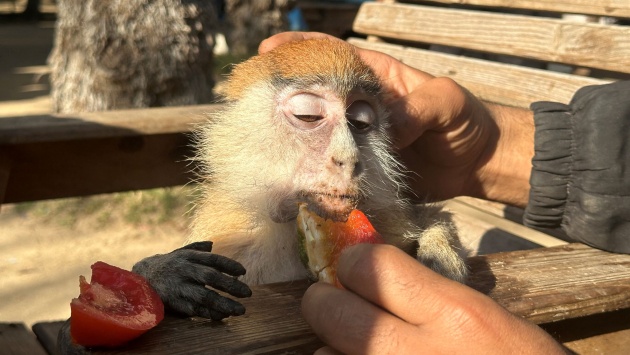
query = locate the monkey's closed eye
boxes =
[284,93,327,129]
[294,114,324,123]
[346,100,376,133]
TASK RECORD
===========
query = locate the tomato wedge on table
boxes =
[70,261,164,347]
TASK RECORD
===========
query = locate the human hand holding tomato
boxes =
[302,244,567,355]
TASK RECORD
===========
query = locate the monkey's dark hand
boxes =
[132,241,252,321]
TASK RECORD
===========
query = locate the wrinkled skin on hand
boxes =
[132,241,252,321]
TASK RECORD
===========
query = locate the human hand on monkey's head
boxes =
[260,32,532,206]
[132,241,252,321]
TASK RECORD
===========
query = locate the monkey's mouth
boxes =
[299,191,359,222]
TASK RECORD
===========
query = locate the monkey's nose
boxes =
[331,157,363,177]
[331,157,345,167]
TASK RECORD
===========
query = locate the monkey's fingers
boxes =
[187,264,252,298]
[177,285,247,318]
[165,292,229,321]
[185,250,248,277]
[177,241,214,252]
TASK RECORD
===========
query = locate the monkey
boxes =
[133,38,468,322]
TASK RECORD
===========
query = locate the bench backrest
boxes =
[350,0,629,108]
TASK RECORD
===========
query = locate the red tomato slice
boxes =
[297,206,384,286]
[70,261,164,347]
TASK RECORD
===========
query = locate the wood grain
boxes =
[0,323,48,355]
[348,38,608,107]
[412,0,630,18]
[0,104,220,145]
[37,244,630,354]
[2,133,196,204]
[353,3,630,73]
[468,244,630,324]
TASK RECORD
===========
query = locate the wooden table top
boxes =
[36,243,630,354]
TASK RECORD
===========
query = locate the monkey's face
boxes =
[272,83,387,223]
[208,39,401,225]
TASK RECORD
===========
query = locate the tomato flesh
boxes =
[70,261,164,347]
[297,206,384,286]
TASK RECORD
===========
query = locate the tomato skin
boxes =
[297,206,384,286]
[70,261,164,347]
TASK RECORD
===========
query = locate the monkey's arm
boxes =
[132,241,252,321]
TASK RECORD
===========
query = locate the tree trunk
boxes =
[48,0,218,113]
[224,0,290,56]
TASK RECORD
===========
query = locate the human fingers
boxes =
[335,243,476,326]
[302,282,423,355]
[258,31,338,54]
[258,32,433,99]
[388,76,472,150]
[334,244,566,354]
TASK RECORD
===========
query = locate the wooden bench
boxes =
[27,244,630,354]
[0,105,221,205]
[0,323,49,355]
[2,0,630,352]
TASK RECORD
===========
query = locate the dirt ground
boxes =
[0,19,186,327]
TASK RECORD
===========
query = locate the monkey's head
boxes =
[199,39,404,223]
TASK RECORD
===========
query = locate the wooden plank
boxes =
[468,243,630,324]
[32,322,63,355]
[453,196,526,222]
[57,281,324,355]
[348,38,609,107]
[297,0,360,11]
[34,310,630,355]
[2,133,196,204]
[451,196,570,240]
[445,198,568,248]
[450,205,545,255]
[414,0,630,18]
[49,244,630,353]
[540,309,630,354]
[298,0,362,38]
[353,3,630,73]
[42,243,630,354]
[0,323,48,355]
[0,104,219,145]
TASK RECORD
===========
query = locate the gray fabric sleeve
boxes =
[523,80,630,254]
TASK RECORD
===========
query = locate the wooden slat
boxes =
[414,0,630,18]
[0,323,48,355]
[2,133,196,204]
[540,309,630,354]
[353,3,630,73]
[51,244,630,353]
[57,281,324,355]
[445,198,568,248]
[468,243,630,324]
[32,322,62,355]
[348,38,609,107]
[0,105,221,203]
[0,104,219,145]
[449,205,545,255]
[451,196,570,240]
